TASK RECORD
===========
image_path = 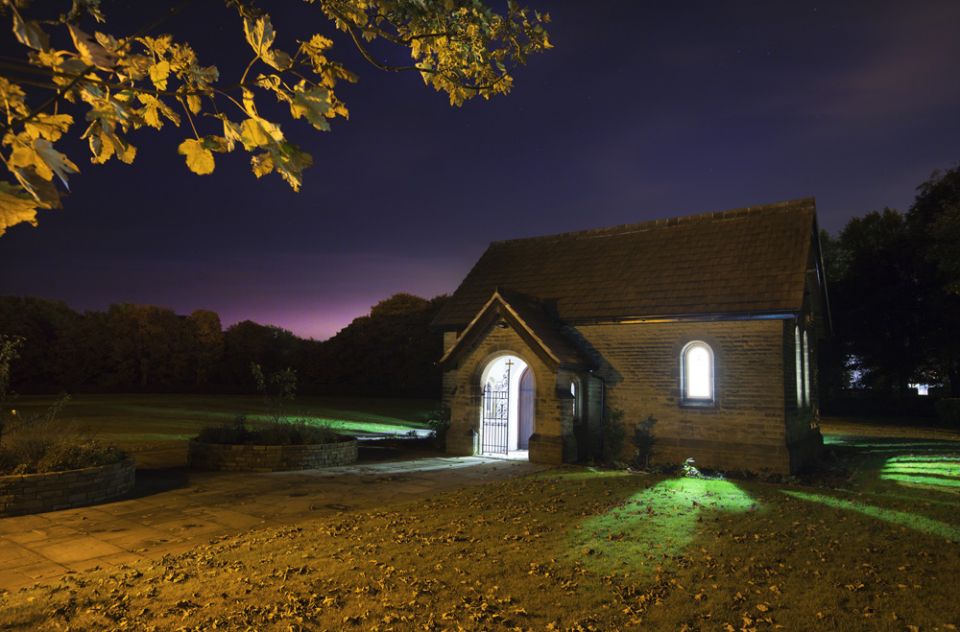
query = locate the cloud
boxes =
[793,2,960,131]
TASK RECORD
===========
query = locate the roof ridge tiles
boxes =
[491,197,815,245]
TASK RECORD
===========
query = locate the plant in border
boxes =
[630,414,657,471]
[426,405,451,449]
[600,407,626,466]
[0,335,125,475]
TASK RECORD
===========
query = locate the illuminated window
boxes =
[802,330,811,407]
[570,379,580,418]
[795,326,803,408]
[681,341,714,403]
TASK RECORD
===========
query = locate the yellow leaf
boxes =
[149,60,171,90]
[67,23,117,69]
[187,94,202,115]
[221,117,242,151]
[9,145,47,179]
[34,139,79,188]
[24,113,73,141]
[178,138,215,175]
[0,182,40,237]
[137,94,180,129]
[241,88,258,118]
[11,9,49,51]
[263,48,292,71]
[288,82,332,131]
[251,152,274,178]
[118,141,137,164]
[238,118,283,150]
[244,16,276,57]
[8,139,78,187]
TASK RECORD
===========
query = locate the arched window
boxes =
[795,326,803,408]
[681,341,714,403]
[802,330,811,407]
[570,379,580,418]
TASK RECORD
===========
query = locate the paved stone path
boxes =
[0,451,549,592]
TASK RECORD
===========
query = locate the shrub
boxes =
[0,337,126,475]
[196,414,253,444]
[34,441,125,473]
[426,406,451,448]
[0,335,24,444]
[251,363,297,424]
[631,415,657,470]
[935,398,960,427]
[600,408,626,465]
[0,404,126,475]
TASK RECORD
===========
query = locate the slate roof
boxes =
[433,198,818,329]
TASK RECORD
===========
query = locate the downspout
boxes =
[590,368,606,462]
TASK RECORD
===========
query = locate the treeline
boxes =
[820,163,960,405]
[0,293,447,398]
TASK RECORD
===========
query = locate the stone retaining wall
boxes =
[188,439,358,472]
[0,457,136,517]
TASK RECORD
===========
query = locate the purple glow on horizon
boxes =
[1,1,958,329]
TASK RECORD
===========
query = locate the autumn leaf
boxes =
[220,116,242,151]
[34,139,80,187]
[137,94,180,129]
[239,117,282,150]
[250,152,274,178]
[243,16,276,58]
[10,8,49,51]
[186,94,203,115]
[85,122,137,165]
[10,139,79,188]
[67,23,118,69]
[263,48,292,71]
[178,138,215,175]
[149,60,171,90]
[288,82,332,131]
[24,113,73,142]
[0,182,40,236]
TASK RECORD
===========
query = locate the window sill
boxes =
[680,399,717,409]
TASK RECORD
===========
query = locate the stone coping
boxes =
[188,437,359,472]
[0,456,136,517]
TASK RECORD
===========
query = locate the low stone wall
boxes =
[188,438,358,472]
[0,457,136,517]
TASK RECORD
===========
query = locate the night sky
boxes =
[2,1,958,340]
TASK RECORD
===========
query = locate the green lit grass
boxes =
[876,455,960,491]
[11,394,436,451]
[568,477,756,574]
[782,489,960,542]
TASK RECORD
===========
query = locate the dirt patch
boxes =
[1,435,958,630]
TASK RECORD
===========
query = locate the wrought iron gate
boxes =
[480,361,512,455]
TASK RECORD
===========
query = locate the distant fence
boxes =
[822,392,939,419]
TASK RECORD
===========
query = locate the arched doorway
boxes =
[479,355,535,457]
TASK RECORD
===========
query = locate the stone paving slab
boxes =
[0,454,549,592]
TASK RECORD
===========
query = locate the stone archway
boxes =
[479,354,535,457]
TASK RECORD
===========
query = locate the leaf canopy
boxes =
[0,0,551,236]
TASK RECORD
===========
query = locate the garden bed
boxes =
[188,438,358,472]
[0,457,135,517]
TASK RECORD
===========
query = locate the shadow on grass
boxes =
[797,431,960,541]
[824,434,960,495]
[781,489,960,542]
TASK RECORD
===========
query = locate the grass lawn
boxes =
[1,420,959,630]
[10,394,437,453]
